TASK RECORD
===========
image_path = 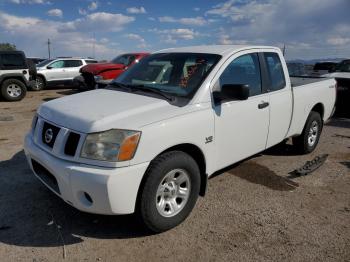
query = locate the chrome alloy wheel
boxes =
[35,78,44,90]
[307,120,318,147]
[6,84,22,98]
[156,169,191,217]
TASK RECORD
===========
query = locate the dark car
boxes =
[311,62,338,76]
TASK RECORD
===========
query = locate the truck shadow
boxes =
[210,160,299,192]
[0,150,153,248]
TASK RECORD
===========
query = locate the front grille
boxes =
[64,132,81,156]
[31,160,60,194]
[42,122,60,148]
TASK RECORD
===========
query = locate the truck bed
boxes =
[287,76,336,138]
[290,76,329,87]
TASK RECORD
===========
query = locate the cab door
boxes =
[212,51,270,169]
[262,52,293,148]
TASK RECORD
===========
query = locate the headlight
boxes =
[31,114,38,133]
[80,129,141,162]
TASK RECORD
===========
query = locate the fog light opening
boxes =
[84,192,93,204]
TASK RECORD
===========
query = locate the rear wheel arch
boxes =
[0,75,27,86]
[310,103,324,121]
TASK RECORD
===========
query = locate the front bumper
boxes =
[24,134,149,215]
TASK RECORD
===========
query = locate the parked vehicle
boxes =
[310,62,338,76]
[33,57,98,90]
[323,59,350,117]
[75,53,149,90]
[287,62,307,76]
[27,57,46,65]
[0,50,32,101]
[24,45,336,232]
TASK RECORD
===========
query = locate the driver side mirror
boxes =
[46,66,52,69]
[213,84,250,103]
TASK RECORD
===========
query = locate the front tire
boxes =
[139,151,200,233]
[293,111,322,154]
[1,79,27,101]
[31,75,45,91]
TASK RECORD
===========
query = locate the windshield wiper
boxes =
[109,82,174,102]
[130,85,174,102]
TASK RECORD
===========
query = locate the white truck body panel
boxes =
[24,45,336,215]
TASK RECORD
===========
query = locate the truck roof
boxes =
[154,45,279,56]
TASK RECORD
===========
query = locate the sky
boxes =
[0,0,349,60]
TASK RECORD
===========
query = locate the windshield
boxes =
[111,54,135,65]
[113,53,221,97]
[37,59,53,67]
[335,60,350,72]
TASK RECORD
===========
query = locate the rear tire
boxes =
[31,75,45,91]
[138,151,200,233]
[1,79,26,101]
[293,111,322,154]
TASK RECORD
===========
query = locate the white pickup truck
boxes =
[24,45,336,232]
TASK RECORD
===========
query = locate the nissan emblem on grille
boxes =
[44,128,53,144]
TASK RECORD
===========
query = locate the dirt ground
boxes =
[0,89,349,262]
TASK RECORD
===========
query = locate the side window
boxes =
[49,60,64,68]
[126,55,136,65]
[0,54,25,67]
[64,60,83,67]
[264,52,286,91]
[219,53,262,96]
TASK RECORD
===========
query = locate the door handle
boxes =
[258,101,269,109]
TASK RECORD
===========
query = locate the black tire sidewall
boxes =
[140,151,201,232]
[302,112,322,153]
[1,79,27,101]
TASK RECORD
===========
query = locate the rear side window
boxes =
[219,53,262,97]
[0,53,25,68]
[264,53,286,91]
[64,60,83,67]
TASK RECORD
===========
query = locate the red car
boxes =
[75,52,149,90]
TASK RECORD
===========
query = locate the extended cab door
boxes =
[212,51,270,169]
[262,52,293,148]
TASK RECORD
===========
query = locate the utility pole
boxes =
[282,44,286,56]
[92,33,96,58]
[47,38,51,59]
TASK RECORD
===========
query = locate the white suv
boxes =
[34,58,97,90]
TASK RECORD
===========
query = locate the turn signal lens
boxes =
[118,133,141,161]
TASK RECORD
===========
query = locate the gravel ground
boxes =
[0,89,349,262]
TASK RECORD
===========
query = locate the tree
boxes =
[0,43,17,51]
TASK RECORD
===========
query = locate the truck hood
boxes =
[38,89,192,133]
[80,63,125,75]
